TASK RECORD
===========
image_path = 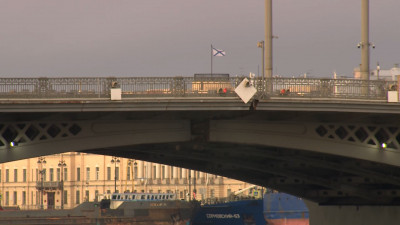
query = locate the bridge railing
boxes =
[0,77,395,100]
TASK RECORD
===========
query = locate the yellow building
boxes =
[0,152,254,209]
[192,74,233,94]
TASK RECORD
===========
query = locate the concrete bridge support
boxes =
[306,201,400,225]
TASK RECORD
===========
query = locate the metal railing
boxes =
[0,77,396,100]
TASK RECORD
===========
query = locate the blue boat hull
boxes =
[191,193,309,225]
[191,199,265,225]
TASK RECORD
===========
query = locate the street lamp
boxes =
[110,156,120,193]
[37,157,46,209]
[58,158,67,209]
[376,62,380,80]
[257,41,265,79]
[127,159,137,192]
[139,178,148,193]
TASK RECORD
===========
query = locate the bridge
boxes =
[1,76,400,224]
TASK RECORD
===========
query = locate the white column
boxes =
[138,161,144,179]
[182,169,187,179]
[155,164,161,179]
[146,162,152,179]
[165,166,170,179]
[173,167,178,179]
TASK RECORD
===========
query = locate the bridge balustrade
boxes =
[0,77,395,100]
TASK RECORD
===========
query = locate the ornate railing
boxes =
[36,181,62,190]
[0,77,396,100]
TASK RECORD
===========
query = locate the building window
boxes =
[96,167,99,181]
[23,169,27,182]
[107,167,111,180]
[127,167,131,180]
[64,191,68,204]
[210,189,215,198]
[49,168,54,182]
[115,167,119,180]
[77,167,80,181]
[153,165,156,178]
[64,168,68,181]
[76,190,80,204]
[57,168,61,181]
[5,169,9,182]
[162,166,165,179]
[95,190,99,201]
[36,191,39,205]
[86,167,90,181]
[134,166,138,179]
[13,191,17,205]
[5,191,9,205]
[179,168,183,179]
[0,169,2,182]
[170,167,174,179]
[43,169,47,181]
[85,190,89,202]
[14,169,18,182]
[22,191,26,205]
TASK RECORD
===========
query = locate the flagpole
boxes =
[211,44,213,75]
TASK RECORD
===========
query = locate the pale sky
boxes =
[0,0,399,78]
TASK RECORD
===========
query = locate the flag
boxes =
[212,47,226,56]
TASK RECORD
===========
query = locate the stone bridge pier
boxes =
[307,202,400,225]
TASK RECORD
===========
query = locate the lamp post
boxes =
[376,62,380,80]
[58,158,66,209]
[111,157,120,193]
[257,41,265,94]
[188,170,191,201]
[37,157,46,209]
[257,41,265,79]
[127,159,137,192]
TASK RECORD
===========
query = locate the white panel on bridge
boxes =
[111,88,122,100]
[387,91,398,102]
[234,78,257,104]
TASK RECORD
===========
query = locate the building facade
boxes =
[354,64,400,81]
[0,152,254,209]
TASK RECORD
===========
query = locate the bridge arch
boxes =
[1,106,400,209]
[0,119,190,163]
[209,120,400,167]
